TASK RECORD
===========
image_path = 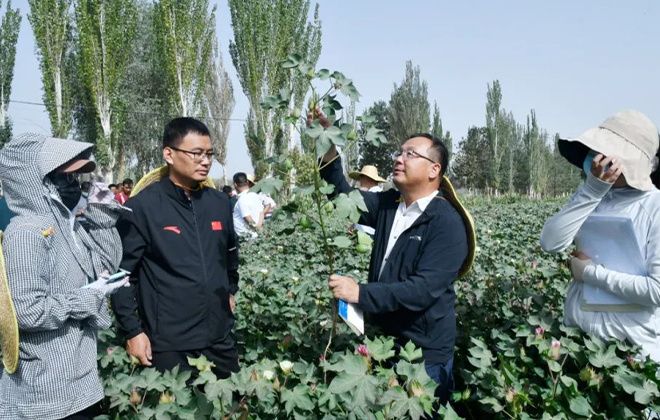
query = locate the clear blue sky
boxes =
[9,0,660,178]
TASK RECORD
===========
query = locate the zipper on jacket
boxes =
[189,196,211,342]
[189,197,209,284]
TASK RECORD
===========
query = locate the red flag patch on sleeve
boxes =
[211,221,223,231]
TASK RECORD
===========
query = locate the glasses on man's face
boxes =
[170,146,216,163]
[391,149,438,164]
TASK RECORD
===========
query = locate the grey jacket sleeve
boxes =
[540,174,613,253]
[4,229,107,332]
[80,202,124,274]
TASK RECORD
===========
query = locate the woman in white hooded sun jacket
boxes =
[0,133,129,419]
[540,110,660,362]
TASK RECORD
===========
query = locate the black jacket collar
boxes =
[161,176,203,204]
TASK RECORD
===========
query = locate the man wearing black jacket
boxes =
[111,118,240,378]
[322,134,469,404]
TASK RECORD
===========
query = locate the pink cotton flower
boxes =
[550,339,561,361]
[535,326,545,338]
[356,344,369,357]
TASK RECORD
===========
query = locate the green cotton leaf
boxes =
[340,81,360,101]
[134,368,166,391]
[305,121,324,140]
[547,360,562,373]
[320,126,346,148]
[325,353,369,375]
[479,397,504,413]
[252,177,284,196]
[332,235,352,249]
[438,403,465,420]
[281,53,302,69]
[334,193,362,223]
[187,355,215,372]
[381,388,429,420]
[588,343,620,368]
[356,230,374,246]
[366,126,387,146]
[357,114,376,124]
[612,369,660,405]
[319,183,335,195]
[569,395,592,417]
[365,336,395,362]
[328,371,379,407]
[281,384,314,414]
[396,361,433,390]
[316,68,331,80]
[399,341,424,363]
[331,70,347,82]
[204,377,234,407]
[559,375,578,391]
[348,190,368,212]
[316,131,334,158]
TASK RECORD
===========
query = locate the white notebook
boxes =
[574,215,645,311]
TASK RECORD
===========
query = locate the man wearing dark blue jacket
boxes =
[322,133,470,404]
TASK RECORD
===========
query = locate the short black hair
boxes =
[122,178,133,186]
[108,183,117,189]
[162,117,210,148]
[233,172,248,187]
[406,133,449,177]
[222,185,233,194]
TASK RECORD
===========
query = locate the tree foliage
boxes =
[0,0,20,147]
[75,0,138,179]
[228,0,322,176]
[153,0,215,117]
[431,101,453,174]
[454,81,580,196]
[358,100,395,177]
[388,60,430,144]
[117,0,168,179]
[202,37,234,179]
[28,0,73,138]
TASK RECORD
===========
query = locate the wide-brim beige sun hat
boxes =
[558,110,659,191]
[440,176,476,277]
[131,165,216,197]
[349,165,387,183]
[0,231,19,374]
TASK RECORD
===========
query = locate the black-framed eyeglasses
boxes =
[50,171,80,184]
[391,149,438,164]
[169,146,215,163]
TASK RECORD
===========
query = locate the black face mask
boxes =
[48,172,82,211]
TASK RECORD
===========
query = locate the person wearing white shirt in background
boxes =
[247,174,276,220]
[540,110,660,363]
[349,165,386,236]
[233,172,270,239]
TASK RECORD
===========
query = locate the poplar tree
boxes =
[203,37,234,179]
[388,60,430,144]
[153,0,215,117]
[0,0,20,147]
[228,0,322,176]
[28,0,73,138]
[75,0,138,179]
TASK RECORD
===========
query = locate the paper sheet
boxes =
[338,299,364,335]
[574,215,646,310]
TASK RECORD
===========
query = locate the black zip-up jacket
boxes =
[111,178,239,352]
[321,157,468,363]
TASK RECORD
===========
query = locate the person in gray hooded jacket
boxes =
[0,133,128,420]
